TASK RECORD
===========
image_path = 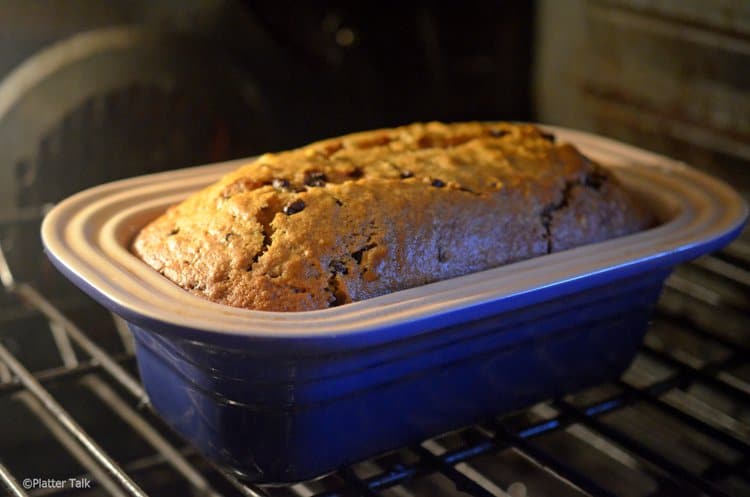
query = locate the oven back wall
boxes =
[534,0,750,199]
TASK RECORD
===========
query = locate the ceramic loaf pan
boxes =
[42,126,748,483]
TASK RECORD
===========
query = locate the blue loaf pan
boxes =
[41,126,747,483]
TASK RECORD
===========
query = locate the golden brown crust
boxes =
[131,122,651,311]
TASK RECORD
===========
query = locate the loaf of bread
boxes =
[132,122,651,312]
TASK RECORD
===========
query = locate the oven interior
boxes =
[0,1,748,496]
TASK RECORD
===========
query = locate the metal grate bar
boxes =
[79,375,222,497]
[654,309,750,357]
[616,380,750,455]
[666,273,721,303]
[493,424,619,497]
[340,442,506,497]
[16,392,131,497]
[12,283,146,402]
[665,275,749,321]
[357,464,423,493]
[216,474,268,497]
[0,244,16,289]
[640,345,750,401]
[621,377,750,487]
[554,399,732,497]
[311,488,351,497]
[340,467,381,496]
[342,441,495,494]
[692,255,750,288]
[48,320,79,368]
[0,342,147,497]
[452,465,512,497]
[0,361,9,383]
[442,440,496,466]
[0,355,131,396]
[111,313,135,355]
[415,443,503,497]
[721,241,750,264]
[0,461,28,497]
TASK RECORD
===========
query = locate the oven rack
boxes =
[0,226,749,496]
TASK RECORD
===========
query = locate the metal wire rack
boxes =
[0,212,748,497]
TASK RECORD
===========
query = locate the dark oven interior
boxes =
[0,1,749,496]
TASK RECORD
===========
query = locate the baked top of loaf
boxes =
[132,122,651,312]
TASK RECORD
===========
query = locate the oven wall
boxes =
[534,0,750,198]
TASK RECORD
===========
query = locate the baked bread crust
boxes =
[132,122,651,311]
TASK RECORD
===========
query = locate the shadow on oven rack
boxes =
[0,207,748,497]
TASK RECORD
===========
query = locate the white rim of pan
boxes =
[41,125,748,336]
